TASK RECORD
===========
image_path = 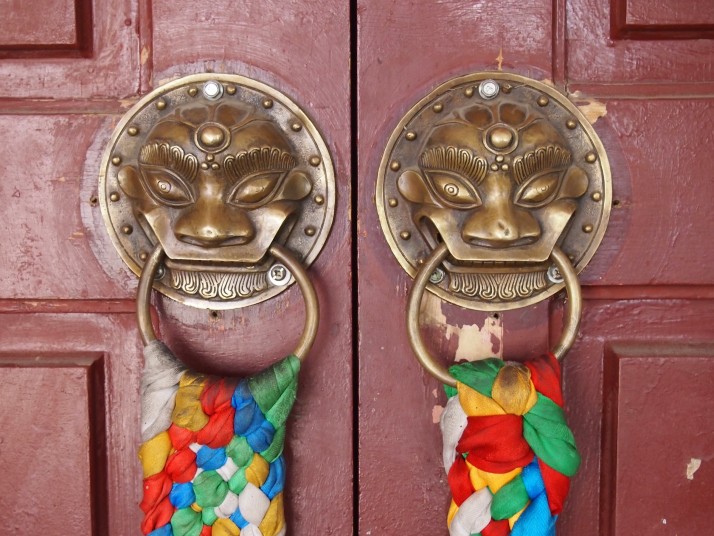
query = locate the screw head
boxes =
[202,80,223,100]
[547,265,563,284]
[478,79,500,99]
[268,264,291,286]
[429,267,445,284]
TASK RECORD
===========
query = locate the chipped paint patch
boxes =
[140,46,150,65]
[686,458,702,480]
[432,404,444,423]
[570,92,607,124]
[495,48,504,71]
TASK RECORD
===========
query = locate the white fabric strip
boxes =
[140,340,185,442]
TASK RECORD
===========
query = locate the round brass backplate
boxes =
[99,73,335,309]
[376,72,611,310]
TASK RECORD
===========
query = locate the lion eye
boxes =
[515,171,562,207]
[228,172,283,207]
[140,167,194,207]
[427,171,482,208]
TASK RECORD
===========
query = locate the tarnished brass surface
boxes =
[137,243,319,359]
[100,74,335,309]
[407,244,582,386]
[377,72,611,310]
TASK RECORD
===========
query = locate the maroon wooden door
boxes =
[0,1,352,534]
[357,1,714,535]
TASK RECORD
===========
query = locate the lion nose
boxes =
[461,204,540,247]
[174,200,255,247]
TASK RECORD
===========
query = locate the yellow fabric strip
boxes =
[213,517,241,536]
[246,453,270,488]
[172,371,209,431]
[259,493,285,536]
[138,431,172,478]
[457,382,505,416]
[491,365,537,416]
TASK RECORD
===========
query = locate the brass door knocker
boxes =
[377,72,611,535]
[99,74,334,536]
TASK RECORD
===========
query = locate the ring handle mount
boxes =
[407,244,582,386]
[137,243,319,360]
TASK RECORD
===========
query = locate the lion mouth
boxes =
[164,257,272,273]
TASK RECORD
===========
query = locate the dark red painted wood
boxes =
[612,0,714,40]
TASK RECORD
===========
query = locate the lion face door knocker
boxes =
[100,74,334,309]
[377,72,610,311]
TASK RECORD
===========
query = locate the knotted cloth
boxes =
[440,353,580,536]
[139,340,299,536]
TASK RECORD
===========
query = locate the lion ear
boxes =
[117,166,146,199]
[277,170,312,201]
[560,166,588,199]
[397,170,436,204]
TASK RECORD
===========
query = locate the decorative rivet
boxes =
[390,160,401,171]
[268,264,290,286]
[206,154,215,162]
[495,155,504,163]
[388,198,398,207]
[591,191,602,202]
[566,119,577,129]
[309,156,321,167]
[155,99,167,110]
[121,224,133,235]
[127,126,139,136]
[585,152,597,163]
[291,122,302,132]
[139,251,149,261]
[432,103,444,113]
[582,224,594,233]
[464,87,475,97]
[198,125,225,147]
[262,99,274,109]
[405,131,417,141]
[109,191,120,202]
[501,163,509,171]
[417,259,425,265]
[305,225,317,236]
[111,156,122,166]
[490,163,499,171]
[201,162,209,170]
[537,95,549,107]
[202,80,223,100]
[226,85,237,95]
[429,267,445,284]
[188,87,198,97]
[478,79,500,99]
[314,194,325,205]
[547,265,564,284]
[501,84,512,94]
[488,126,514,149]
[211,163,219,170]
[400,230,411,240]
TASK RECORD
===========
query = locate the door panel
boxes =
[357,0,714,534]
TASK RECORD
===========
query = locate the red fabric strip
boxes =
[481,518,511,536]
[168,424,196,450]
[458,415,534,474]
[448,455,475,506]
[201,377,238,415]
[165,448,198,483]
[538,458,571,514]
[525,353,563,407]
[196,407,236,448]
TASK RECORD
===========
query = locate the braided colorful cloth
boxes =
[138,341,299,536]
[440,353,580,536]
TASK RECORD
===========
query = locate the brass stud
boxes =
[432,103,444,113]
[495,155,504,163]
[582,224,594,233]
[291,122,302,132]
[309,156,321,167]
[211,163,219,170]
[206,154,215,162]
[501,163,509,171]
[568,254,576,261]
[188,87,198,97]
[585,152,597,163]
[400,230,411,240]
[566,119,577,129]
[127,126,139,136]
[314,194,325,205]
[201,162,209,170]
[390,160,401,171]
[139,251,149,261]
[155,99,167,110]
[121,224,133,235]
[591,191,602,202]
[388,198,398,207]
[305,225,317,236]
[502,84,512,94]
[109,192,120,202]
[262,99,274,109]
[490,163,499,171]
[537,95,549,107]
[464,87,474,97]
[417,259,425,265]
[111,156,122,166]
[226,85,237,95]
[405,131,417,141]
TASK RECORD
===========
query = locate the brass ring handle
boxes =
[406,243,582,387]
[137,243,320,360]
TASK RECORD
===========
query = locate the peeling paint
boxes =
[495,48,504,71]
[570,92,607,124]
[686,458,702,480]
[140,46,150,66]
[432,404,444,423]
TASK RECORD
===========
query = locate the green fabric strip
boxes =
[523,393,581,477]
[491,474,529,520]
[260,425,287,463]
[201,507,218,526]
[249,355,300,428]
[171,508,203,536]
[449,358,504,397]
[226,435,253,468]
[193,470,229,508]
